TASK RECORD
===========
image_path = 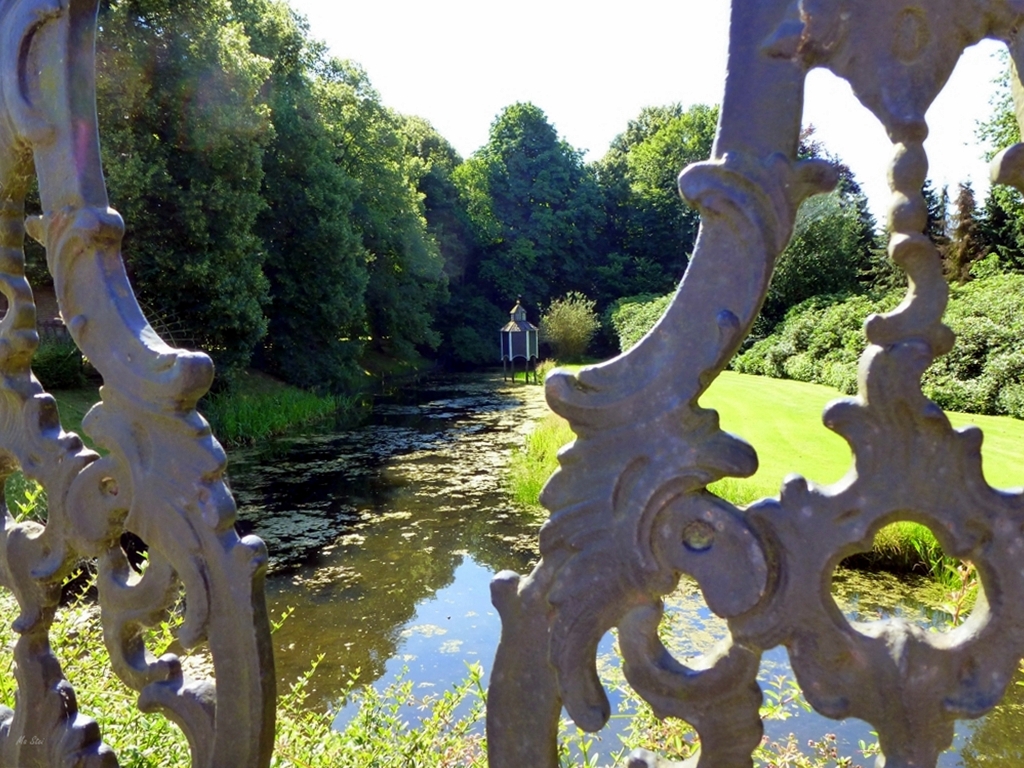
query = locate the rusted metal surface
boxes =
[487,2,1024,767]
[0,2,274,766]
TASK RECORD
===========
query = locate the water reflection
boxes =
[228,375,548,705]
[329,558,501,731]
[225,374,1023,765]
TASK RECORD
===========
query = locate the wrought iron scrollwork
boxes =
[0,2,274,766]
[488,2,1024,767]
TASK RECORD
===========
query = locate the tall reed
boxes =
[508,413,575,509]
[201,386,361,446]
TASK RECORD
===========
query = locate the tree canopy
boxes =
[463,103,604,303]
[92,1,1011,391]
[96,0,274,376]
[595,103,719,299]
[95,0,447,388]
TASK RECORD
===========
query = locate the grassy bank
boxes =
[45,370,358,449]
[508,412,576,508]
[199,370,362,446]
[510,370,1024,576]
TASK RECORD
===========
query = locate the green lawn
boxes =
[511,369,1023,574]
[701,371,1024,503]
[51,387,101,437]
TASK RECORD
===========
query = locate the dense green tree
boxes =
[758,187,881,334]
[399,117,499,366]
[977,53,1020,161]
[95,0,273,378]
[594,104,719,299]
[753,136,882,334]
[946,183,986,283]
[465,103,604,305]
[96,0,448,389]
[400,117,476,285]
[622,104,718,261]
[429,152,509,366]
[443,103,605,364]
[239,6,446,380]
[975,55,1024,275]
[922,179,950,253]
[233,0,369,391]
[798,127,880,254]
[979,186,1024,272]
[326,70,448,360]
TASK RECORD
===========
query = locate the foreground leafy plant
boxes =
[5,472,47,523]
[309,665,488,768]
[0,589,193,768]
[758,733,866,768]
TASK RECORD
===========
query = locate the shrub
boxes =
[970,252,1003,280]
[540,292,599,362]
[920,274,1024,415]
[997,382,1024,419]
[732,273,1024,419]
[733,292,901,395]
[605,292,674,352]
[32,338,86,389]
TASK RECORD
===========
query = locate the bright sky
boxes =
[287,0,1007,222]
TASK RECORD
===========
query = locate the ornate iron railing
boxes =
[0,1,274,766]
[488,2,1024,767]
[5,0,1024,766]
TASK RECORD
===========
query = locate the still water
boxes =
[226,374,1023,765]
[228,376,550,709]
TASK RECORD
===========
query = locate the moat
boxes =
[227,374,1024,765]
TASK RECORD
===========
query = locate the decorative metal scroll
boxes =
[0,2,274,767]
[488,2,1024,767]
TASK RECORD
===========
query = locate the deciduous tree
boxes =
[594,104,718,299]
[96,0,273,378]
[976,54,1024,276]
[466,103,604,305]
[234,0,369,391]
[328,70,448,360]
[756,137,882,334]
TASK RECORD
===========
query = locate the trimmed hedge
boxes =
[732,292,900,395]
[731,273,1024,418]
